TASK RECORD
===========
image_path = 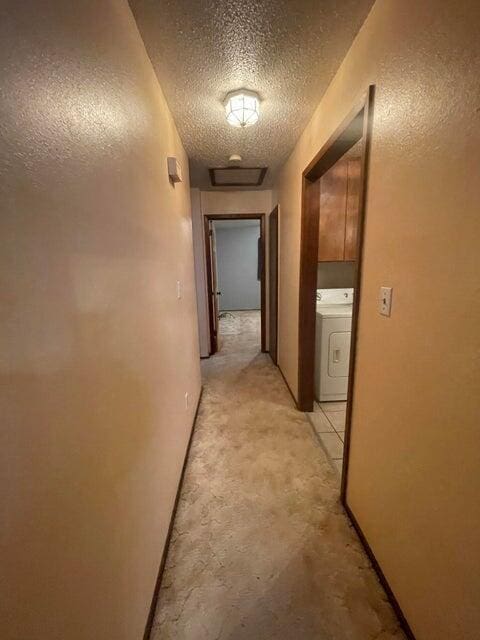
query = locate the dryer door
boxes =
[328,331,351,378]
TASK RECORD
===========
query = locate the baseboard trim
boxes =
[343,501,416,640]
[143,386,204,640]
[276,361,299,410]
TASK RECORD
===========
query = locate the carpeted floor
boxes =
[150,311,405,640]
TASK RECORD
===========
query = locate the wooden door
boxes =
[211,223,220,345]
[268,206,279,364]
[344,158,361,261]
[206,219,219,354]
[318,159,348,261]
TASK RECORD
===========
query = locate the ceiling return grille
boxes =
[209,166,268,187]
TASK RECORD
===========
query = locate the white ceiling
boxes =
[130,0,374,189]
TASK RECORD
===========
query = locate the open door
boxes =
[205,219,220,354]
[269,206,279,364]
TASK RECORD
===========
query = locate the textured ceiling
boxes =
[130,0,374,188]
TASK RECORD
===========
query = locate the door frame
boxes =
[297,85,374,501]
[204,213,266,354]
[268,206,279,364]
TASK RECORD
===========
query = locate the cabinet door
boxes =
[318,159,348,261]
[344,158,361,261]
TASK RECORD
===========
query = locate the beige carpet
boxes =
[150,311,405,640]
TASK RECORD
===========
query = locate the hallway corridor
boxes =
[150,313,404,640]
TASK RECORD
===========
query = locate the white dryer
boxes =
[314,288,354,402]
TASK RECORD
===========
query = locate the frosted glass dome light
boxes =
[224,90,260,128]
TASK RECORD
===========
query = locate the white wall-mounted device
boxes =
[379,286,393,316]
[167,156,183,183]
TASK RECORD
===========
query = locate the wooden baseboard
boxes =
[343,500,416,640]
[143,386,204,640]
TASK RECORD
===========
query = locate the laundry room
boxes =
[307,140,363,475]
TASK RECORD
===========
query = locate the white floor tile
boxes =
[319,432,344,460]
[326,410,346,431]
[320,401,347,412]
[308,410,335,434]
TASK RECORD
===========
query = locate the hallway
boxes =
[151,313,404,640]
[2,1,479,638]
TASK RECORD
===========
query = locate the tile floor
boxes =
[306,401,346,475]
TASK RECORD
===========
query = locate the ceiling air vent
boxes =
[209,166,267,187]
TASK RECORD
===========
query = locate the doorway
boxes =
[297,86,374,499]
[204,213,266,355]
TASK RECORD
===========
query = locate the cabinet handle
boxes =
[333,349,340,363]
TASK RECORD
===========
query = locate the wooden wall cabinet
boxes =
[318,156,361,262]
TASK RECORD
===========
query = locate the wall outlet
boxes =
[176,280,182,299]
[379,286,393,316]
[184,392,189,410]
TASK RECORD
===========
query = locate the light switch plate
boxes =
[176,280,182,299]
[379,286,393,316]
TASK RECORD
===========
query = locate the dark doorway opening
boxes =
[204,213,266,355]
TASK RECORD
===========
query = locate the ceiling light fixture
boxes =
[224,90,260,128]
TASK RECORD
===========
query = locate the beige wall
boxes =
[194,190,273,352]
[275,1,480,639]
[0,2,201,639]
[200,190,273,217]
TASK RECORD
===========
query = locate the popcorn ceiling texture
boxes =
[130,0,374,187]
[151,312,405,640]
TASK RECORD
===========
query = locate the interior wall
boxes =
[214,223,261,311]
[200,190,273,217]
[0,2,201,639]
[194,190,273,351]
[275,1,480,639]
[317,262,356,289]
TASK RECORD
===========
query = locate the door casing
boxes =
[204,213,266,354]
[268,206,279,364]
[297,86,374,502]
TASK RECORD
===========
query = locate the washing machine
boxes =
[314,288,354,402]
